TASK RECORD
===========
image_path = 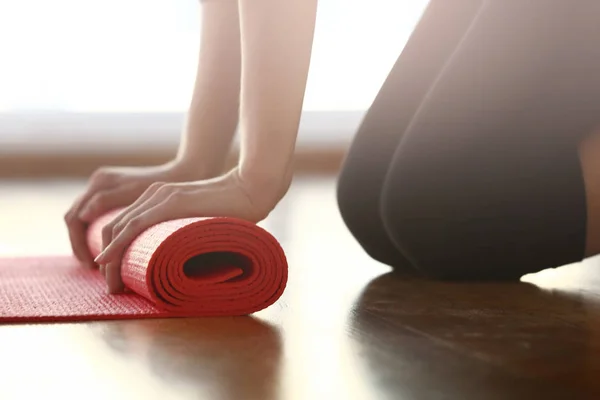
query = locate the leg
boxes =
[380,0,600,279]
[580,127,600,259]
[336,0,484,270]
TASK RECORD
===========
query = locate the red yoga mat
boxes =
[0,210,288,323]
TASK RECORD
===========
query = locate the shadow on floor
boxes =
[348,271,600,399]
[94,316,283,400]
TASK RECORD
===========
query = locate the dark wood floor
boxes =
[1,177,600,399]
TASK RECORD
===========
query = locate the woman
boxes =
[65,0,600,293]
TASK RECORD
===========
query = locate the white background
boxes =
[0,0,429,152]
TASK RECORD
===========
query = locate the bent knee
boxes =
[378,166,526,281]
[336,157,415,269]
[378,180,453,279]
[335,162,363,235]
[335,166,393,264]
[580,126,600,258]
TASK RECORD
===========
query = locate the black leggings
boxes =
[337,0,600,280]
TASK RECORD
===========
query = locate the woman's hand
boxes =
[93,167,282,293]
[64,161,207,268]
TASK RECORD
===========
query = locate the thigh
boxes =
[336,0,484,269]
[380,0,600,279]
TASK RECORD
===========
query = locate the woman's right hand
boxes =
[64,161,205,268]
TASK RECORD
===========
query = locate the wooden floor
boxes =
[1,177,600,399]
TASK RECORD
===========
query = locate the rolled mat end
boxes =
[87,210,288,316]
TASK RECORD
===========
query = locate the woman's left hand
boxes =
[93,167,280,293]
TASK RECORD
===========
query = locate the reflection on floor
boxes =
[1,177,600,399]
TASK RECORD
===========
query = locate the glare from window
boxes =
[0,0,428,113]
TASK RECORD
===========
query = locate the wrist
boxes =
[236,162,293,213]
[168,155,223,181]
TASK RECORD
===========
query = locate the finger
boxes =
[100,182,168,250]
[78,183,142,222]
[69,169,117,218]
[97,195,183,264]
[64,195,86,259]
[117,181,167,220]
[64,194,96,267]
[64,170,117,265]
[102,221,115,253]
[99,195,167,264]
[110,186,173,241]
[105,260,125,294]
[64,193,85,221]
[66,212,95,268]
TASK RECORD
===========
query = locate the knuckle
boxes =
[90,168,103,180]
[127,217,143,230]
[156,183,175,195]
[115,219,141,238]
[92,168,119,186]
[89,193,105,209]
[65,209,79,223]
[112,222,124,235]
[166,188,185,202]
[91,168,108,181]
[149,181,165,191]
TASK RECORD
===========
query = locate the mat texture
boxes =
[0,210,288,323]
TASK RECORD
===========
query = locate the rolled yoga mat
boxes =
[0,210,288,323]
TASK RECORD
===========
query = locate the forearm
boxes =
[237,0,319,201]
[176,0,242,177]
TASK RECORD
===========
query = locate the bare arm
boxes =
[176,0,242,178]
[236,0,319,208]
[94,0,319,288]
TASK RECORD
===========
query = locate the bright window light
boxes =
[0,0,428,113]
